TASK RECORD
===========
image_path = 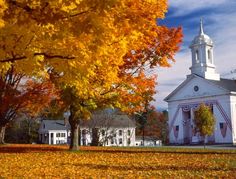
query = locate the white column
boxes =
[49,132,51,145]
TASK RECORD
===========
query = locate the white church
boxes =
[165,20,236,145]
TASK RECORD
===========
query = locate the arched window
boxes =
[195,50,199,62]
[208,49,212,63]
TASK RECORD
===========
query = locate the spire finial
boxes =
[199,18,204,35]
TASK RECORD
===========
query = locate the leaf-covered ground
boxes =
[0,144,235,178]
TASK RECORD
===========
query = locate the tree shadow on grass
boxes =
[0,144,68,153]
[0,144,235,155]
[79,148,236,155]
[67,163,236,172]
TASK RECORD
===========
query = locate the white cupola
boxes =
[189,19,220,81]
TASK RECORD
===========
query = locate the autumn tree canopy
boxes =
[0,0,182,149]
[0,68,56,144]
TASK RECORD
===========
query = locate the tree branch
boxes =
[0,53,75,63]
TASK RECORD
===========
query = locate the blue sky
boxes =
[153,0,236,110]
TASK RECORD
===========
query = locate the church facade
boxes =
[165,20,236,144]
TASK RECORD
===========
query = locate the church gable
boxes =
[165,75,229,102]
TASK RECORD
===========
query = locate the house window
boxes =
[119,138,122,144]
[111,138,114,144]
[82,129,86,136]
[127,138,131,145]
[111,130,116,137]
[119,130,122,136]
[82,138,86,146]
[43,124,45,128]
[56,133,60,137]
[219,122,224,129]
[61,133,65,137]
[127,130,131,136]
[101,129,105,136]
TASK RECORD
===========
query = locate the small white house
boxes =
[165,20,236,145]
[38,114,136,146]
[135,136,162,146]
[38,120,70,145]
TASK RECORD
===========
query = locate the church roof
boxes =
[208,78,236,92]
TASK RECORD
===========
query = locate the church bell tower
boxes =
[189,19,220,81]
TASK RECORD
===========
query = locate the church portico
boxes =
[169,99,233,144]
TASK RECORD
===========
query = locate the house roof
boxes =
[41,114,135,131]
[42,120,70,131]
[81,114,136,128]
[164,74,236,102]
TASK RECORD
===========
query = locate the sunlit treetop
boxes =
[0,0,182,115]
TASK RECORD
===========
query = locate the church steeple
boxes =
[189,19,220,81]
[199,18,204,35]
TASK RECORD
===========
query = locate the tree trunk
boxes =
[68,108,80,151]
[91,128,99,146]
[142,127,145,146]
[69,123,79,150]
[204,136,206,149]
[0,126,6,144]
[28,121,31,143]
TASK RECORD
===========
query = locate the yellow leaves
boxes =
[0,144,235,178]
[0,0,7,28]
[61,2,78,12]
[0,61,12,74]
[0,0,182,121]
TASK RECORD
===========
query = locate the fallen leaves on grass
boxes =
[0,144,235,178]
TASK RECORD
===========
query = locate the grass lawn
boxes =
[0,144,235,178]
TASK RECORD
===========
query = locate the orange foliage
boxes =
[22,80,58,118]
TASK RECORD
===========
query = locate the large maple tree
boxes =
[0,0,182,149]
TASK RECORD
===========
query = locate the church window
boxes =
[208,49,212,63]
[210,106,214,114]
[183,110,191,119]
[195,50,199,62]
[219,123,224,129]
[194,85,199,92]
